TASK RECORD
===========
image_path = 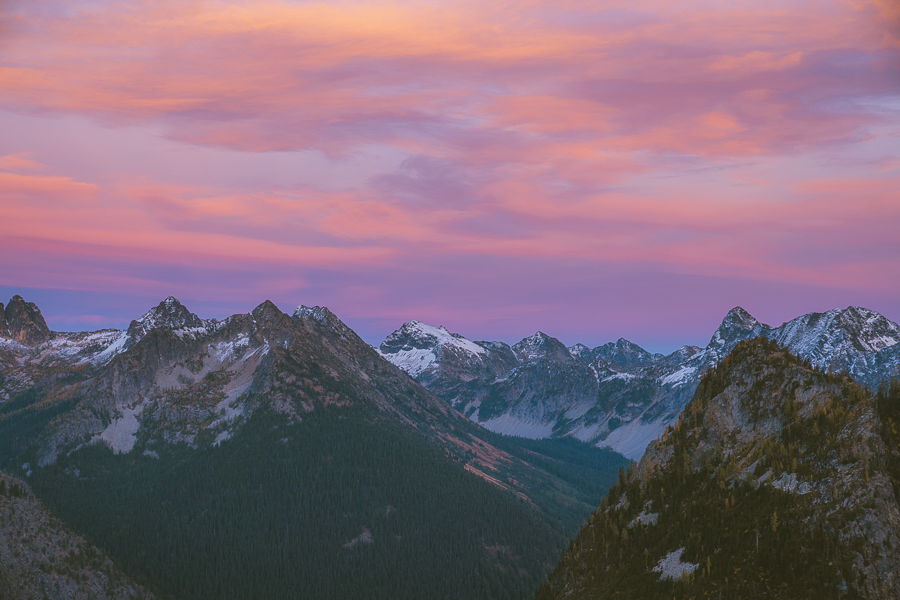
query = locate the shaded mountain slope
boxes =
[0,471,153,600]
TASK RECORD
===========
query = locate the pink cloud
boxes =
[1,0,898,346]
[0,152,44,172]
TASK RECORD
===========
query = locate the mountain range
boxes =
[0,295,626,600]
[378,306,900,459]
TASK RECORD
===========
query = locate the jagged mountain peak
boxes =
[3,295,50,346]
[512,332,571,362]
[832,306,900,351]
[667,344,702,361]
[292,305,360,342]
[708,306,768,349]
[135,296,202,325]
[722,306,759,330]
[293,304,337,323]
[380,321,485,356]
[592,337,659,370]
[568,343,592,360]
[125,296,205,344]
[771,306,900,373]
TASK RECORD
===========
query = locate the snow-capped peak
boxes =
[293,305,333,324]
[772,306,900,364]
[708,306,768,349]
[512,331,571,362]
[127,297,205,342]
[721,306,760,331]
[378,321,487,378]
[380,321,485,356]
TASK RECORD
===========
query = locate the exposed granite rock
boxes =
[5,296,50,346]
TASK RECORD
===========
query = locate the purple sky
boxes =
[1,0,899,352]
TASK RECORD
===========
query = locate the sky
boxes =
[1,0,899,353]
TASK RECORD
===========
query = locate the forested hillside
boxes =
[536,338,900,600]
[25,407,624,600]
[0,471,154,600]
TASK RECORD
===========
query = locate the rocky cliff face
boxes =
[1,295,51,347]
[0,302,8,339]
[380,306,900,459]
[536,338,900,600]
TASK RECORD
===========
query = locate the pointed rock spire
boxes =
[708,306,767,349]
[250,300,295,335]
[4,295,50,346]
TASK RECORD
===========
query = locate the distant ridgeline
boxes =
[536,338,900,600]
[379,306,900,461]
[0,296,627,600]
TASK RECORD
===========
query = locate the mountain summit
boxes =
[0,295,50,346]
[126,296,206,342]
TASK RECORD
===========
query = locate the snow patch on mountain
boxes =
[380,305,900,463]
[652,547,698,580]
[94,400,148,454]
[94,331,129,363]
[600,418,669,461]
[382,347,437,377]
[603,372,637,382]
[660,365,697,386]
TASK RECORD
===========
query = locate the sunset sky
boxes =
[1,0,898,352]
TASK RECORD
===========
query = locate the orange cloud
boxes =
[0,152,44,172]
[1,0,897,321]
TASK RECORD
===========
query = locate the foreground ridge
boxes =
[536,338,900,599]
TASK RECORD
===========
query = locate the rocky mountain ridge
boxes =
[0,294,628,600]
[1,296,485,469]
[379,305,900,459]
